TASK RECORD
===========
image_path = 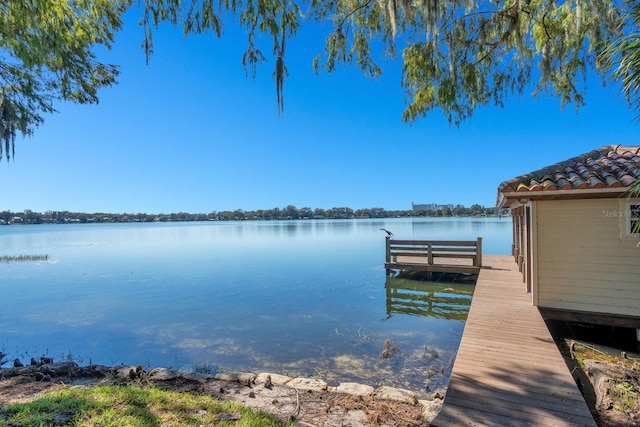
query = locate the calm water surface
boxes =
[0,217,511,393]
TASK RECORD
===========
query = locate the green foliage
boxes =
[0,0,634,161]
[135,0,627,126]
[138,0,302,113]
[601,2,640,118]
[2,204,500,224]
[398,0,623,125]
[0,0,128,161]
[612,381,640,414]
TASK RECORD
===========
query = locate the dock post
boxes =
[477,236,483,267]
[385,236,391,276]
[427,243,434,280]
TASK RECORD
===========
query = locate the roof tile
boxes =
[498,145,640,197]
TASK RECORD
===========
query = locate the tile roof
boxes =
[497,145,640,206]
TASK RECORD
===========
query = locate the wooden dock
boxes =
[432,254,596,427]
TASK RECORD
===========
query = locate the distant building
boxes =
[412,202,454,211]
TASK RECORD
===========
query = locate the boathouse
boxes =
[496,145,640,328]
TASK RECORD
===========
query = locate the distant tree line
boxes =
[0,204,503,225]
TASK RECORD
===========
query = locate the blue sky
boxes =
[1,11,638,214]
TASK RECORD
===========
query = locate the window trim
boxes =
[622,199,640,237]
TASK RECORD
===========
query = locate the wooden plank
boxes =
[440,369,587,403]
[391,239,478,246]
[391,245,476,253]
[432,254,596,427]
[390,246,478,252]
[396,256,475,264]
[431,253,477,258]
[437,394,595,427]
[390,250,431,257]
[444,392,595,422]
[390,253,477,260]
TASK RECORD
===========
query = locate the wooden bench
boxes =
[384,237,482,275]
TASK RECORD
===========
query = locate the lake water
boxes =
[0,217,511,394]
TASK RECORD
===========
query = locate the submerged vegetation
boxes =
[0,385,293,427]
[0,254,48,262]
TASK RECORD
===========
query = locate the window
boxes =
[630,203,640,235]
[619,200,640,239]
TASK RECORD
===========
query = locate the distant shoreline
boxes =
[2,205,505,225]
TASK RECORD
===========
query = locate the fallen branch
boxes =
[290,387,301,419]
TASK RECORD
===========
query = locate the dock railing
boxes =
[384,237,483,275]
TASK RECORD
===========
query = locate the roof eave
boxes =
[498,187,634,208]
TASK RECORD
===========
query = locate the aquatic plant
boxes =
[423,345,439,361]
[379,339,398,359]
[192,362,218,375]
[0,254,48,262]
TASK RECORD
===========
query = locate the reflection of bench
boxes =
[384,237,482,275]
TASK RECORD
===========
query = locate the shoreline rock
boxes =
[1,362,444,425]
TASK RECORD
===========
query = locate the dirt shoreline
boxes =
[2,347,638,426]
[0,362,437,426]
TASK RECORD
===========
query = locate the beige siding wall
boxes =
[534,198,640,316]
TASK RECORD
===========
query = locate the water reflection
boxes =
[385,278,473,321]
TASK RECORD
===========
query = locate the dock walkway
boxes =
[432,255,596,427]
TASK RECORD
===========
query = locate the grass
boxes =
[0,254,48,262]
[0,384,294,427]
[612,381,640,413]
[567,338,640,368]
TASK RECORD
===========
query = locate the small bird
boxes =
[380,228,394,238]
